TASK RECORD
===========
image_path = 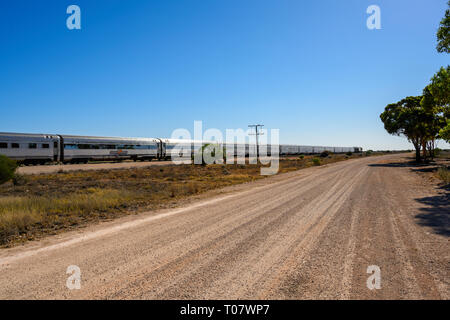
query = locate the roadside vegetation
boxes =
[380,2,449,163]
[433,149,450,185]
[438,167,450,184]
[0,155,18,185]
[0,152,373,246]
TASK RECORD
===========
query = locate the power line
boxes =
[248,124,264,160]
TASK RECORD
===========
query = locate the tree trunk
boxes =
[429,140,435,160]
[422,140,427,160]
[415,148,421,162]
[413,143,421,162]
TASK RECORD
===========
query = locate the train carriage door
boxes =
[161,141,166,159]
[157,139,166,160]
[51,136,60,162]
[53,140,58,161]
[57,135,64,162]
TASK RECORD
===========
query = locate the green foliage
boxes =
[440,120,450,143]
[312,158,321,166]
[193,143,225,165]
[346,151,353,156]
[437,1,450,53]
[427,66,450,110]
[380,96,438,161]
[299,155,305,159]
[320,150,332,158]
[421,86,448,143]
[365,150,373,156]
[0,155,18,185]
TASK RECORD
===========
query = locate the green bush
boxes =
[193,144,225,165]
[312,158,321,166]
[320,150,332,158]
[346,151,353,156]
[299,155,305,159]
[0,155,18,185]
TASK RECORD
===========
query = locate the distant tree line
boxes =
[380,1,450,162]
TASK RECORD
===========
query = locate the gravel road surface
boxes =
[0,153,448,299]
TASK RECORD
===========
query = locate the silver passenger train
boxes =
[0,132,363,164]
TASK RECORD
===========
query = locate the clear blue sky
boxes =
[0,0,449,150]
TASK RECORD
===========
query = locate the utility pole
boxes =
[248,124,264,160]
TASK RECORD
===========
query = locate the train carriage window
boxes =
[97,144,116,149]
[116,144,134,149]
[0,142,7,148]
[135,144,157,150]
[64,144,78,150]
[28,143,37,149]
[54,142,58,148]
[75,144,99,149]
[12,143,20,148]
[42,144,50,149]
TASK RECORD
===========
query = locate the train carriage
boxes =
[0,132,60,164]
[0,132,363,164]
[61,135,160,163]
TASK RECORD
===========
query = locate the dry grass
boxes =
[437,167,450,184]
[0,154,363,246]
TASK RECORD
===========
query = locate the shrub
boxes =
[365,150,373,156]
[194,144,225,165]
[12,173,28,186]
[222,166,230,175]
[438,167,450,184]
[299,155,305,159]
[312,158,321,166]
[320,150,331,158]
[346,151,353,156]
[0,155,18,185]
[434,148,442,157]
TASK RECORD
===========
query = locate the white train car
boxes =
[0,132,60,164]
[61,135,160,163]
[162,139,208,160]
[1,132,363,164]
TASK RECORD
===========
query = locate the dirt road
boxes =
[0,153,448,299]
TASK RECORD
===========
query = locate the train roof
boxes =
[61,134,159,143]
[0,132,58,138]
[1,132,362,149]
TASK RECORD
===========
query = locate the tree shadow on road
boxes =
[369,159,431,167]
[369,161,449,237]
[414,186,450,237]
[368,161,446,174]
